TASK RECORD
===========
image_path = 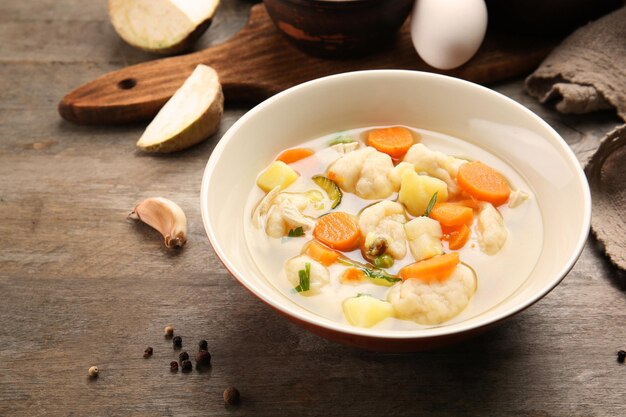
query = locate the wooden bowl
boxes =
[262,0,414,58]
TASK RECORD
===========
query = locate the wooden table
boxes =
[1,1,624,416]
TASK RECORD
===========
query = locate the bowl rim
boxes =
[200,69,591,340]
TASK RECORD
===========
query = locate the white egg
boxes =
[411,0,488,70]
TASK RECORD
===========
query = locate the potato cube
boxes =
[398,170,448,216]
[405,217,443,261]
[256,161,299,192]
[342,295,394,328]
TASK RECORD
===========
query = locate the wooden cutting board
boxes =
[58,3,557,125]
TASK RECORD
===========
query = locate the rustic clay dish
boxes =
[200,70,591,351]
[262,0,414,58]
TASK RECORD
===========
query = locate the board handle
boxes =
[58,54,203,124]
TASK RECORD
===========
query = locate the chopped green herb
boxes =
[423,192,438,217]
[328,135,355,146]
[294,262,311,292]
[288,226,305,237]
[362,267,395,280]
[337,257,401,286]
[356,293,371,298]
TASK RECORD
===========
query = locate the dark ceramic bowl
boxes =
[485,0,624,35]
[263,0,414,59]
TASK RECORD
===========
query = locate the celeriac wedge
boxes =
[136,64,223,153]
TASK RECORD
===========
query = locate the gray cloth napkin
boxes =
[525,6,626,121]
[585,124,626,271]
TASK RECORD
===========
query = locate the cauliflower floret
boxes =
[404,217,443,261]
[330,141,360,154]
[252,186,281,228]
[284,255,329,294]
[403,143,466,196]
[508,189,529,208]
[327,147,394,199]
[358,201,407,259]
[253,188,316,238]
[387,264,477,325]
[476,202,507,255]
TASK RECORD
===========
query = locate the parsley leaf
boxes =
[361,267,398,282]
[423,192,438,217]
[287,226,305,237]
[294,262,311,292]
[338,257,401,284]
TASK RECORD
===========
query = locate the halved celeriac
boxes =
[108,0,220,54]
[136,64,223,153]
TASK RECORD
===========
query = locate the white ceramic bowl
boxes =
[200,70,590,351]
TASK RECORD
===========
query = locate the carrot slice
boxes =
[448,198,480,210]
[313,212,361,252]
[429,203,473,227]
[447,224,471,250]
[276,148,314,164]
[305,240,340,266]
[398,253,460,282]
[367,127,415,158]
[340,267,366,284]
[457,161,511,206]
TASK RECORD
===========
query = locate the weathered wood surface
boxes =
[0,1,624,416]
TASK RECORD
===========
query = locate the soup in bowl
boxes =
[200,70,590,351]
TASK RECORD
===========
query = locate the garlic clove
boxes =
[129,197,187,248]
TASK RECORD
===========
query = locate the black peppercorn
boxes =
[179,351,189,363]
[173,336,182,349]
[181,359,192,372]
[143,346,153,358]
[223,387,240,405]
[199,339,208,351]
[170,361,179,372]
[618,350,626,363]
[195,350,211,368]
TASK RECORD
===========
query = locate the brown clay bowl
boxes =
[262,0,414,59]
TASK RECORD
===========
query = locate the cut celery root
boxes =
[108,0,220,54]
[136,65,223,153]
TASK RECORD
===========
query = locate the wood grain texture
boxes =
[58,3,557,125]
[1,1,625,416]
